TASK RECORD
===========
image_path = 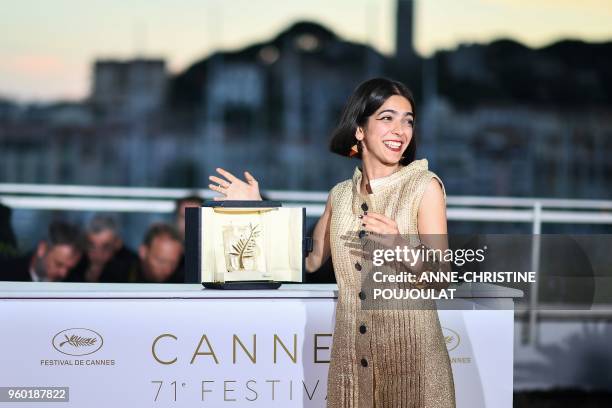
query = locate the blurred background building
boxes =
[1,0,610,198]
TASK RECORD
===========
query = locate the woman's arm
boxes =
[417,178,447,237]
[417,179,450,289]
[305,195,332,273]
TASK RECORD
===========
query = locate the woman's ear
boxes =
[355,126,364,141]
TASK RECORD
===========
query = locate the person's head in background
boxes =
[139,223,183,283]
[174,194,204,241]
[86,215,123,268]
[31,221,84,282]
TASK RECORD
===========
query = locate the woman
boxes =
[209,78,456,407]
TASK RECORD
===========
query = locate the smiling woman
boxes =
[322,78,454,408]
[209,77,455,407]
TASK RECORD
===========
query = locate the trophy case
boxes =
[185,201,307,289]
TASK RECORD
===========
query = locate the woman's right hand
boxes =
[208,168,262,201]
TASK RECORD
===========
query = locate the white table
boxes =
[0,282,522,407]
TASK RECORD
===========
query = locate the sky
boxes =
[1,0,611,102]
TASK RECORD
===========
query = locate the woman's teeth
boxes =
[383,141,402,151]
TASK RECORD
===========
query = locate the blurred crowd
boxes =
[0,195,204,283]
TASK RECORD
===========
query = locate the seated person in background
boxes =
[0,220,83,282]
[66,215,138,283]
[133,223,184,283]
[0,203,18,260]
[174,194,204,242]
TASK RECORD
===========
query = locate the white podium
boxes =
[0,282,521,407]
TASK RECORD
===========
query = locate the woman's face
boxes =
[356,94,414,167]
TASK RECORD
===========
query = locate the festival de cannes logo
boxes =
[52,328,104,356]
[442,327,460,352]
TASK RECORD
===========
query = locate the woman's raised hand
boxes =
[208,168,262,201]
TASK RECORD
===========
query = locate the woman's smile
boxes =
[382,139,403,152]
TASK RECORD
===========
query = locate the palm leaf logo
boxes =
[59,334,97,348]
[442,327,461,351]
[229,223,261,269]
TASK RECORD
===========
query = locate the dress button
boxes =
[359,291,366,300]
[358,230,366,239]
[361,202,369,211]
[355,262,362,271]
[361,358,368,367]
[359,324,367,334]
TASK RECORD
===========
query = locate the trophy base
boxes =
[202,281,282,290]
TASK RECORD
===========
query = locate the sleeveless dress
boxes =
[326,159,456,408]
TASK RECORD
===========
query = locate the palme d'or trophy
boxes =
[185,201,308,289]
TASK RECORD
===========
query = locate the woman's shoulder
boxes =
[393,159,447,209]
[330,178,352,195]
[411,166,446,205]
[326,178,354,211]
[328,178,352,202]
[404,159,432,178]
[400,160,447,234]
[403,159,445,194]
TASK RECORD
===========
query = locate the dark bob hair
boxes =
[329,77,417,165]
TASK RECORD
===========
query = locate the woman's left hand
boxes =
[358,212,404,260]
[360,212,405,251]
[361,212,400,235]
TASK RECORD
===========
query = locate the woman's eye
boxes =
[379,116,392,121]
[403,119,414,127]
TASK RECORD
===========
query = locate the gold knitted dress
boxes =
[326,159,456,408]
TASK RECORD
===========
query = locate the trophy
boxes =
[185,201,308,289]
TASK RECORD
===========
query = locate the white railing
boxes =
[2,183,612,222]
[1,183,612,345]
